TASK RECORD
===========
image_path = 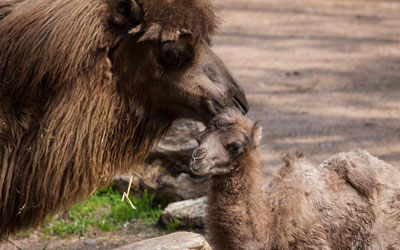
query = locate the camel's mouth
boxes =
[190,162,212,176]
[190,162,234,176]
[233,95,249,115]
[190,150,212,176]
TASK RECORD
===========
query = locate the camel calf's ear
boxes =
[107,0,143,28]
[251,122,263,147]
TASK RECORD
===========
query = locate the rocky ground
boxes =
[1,0,399,249]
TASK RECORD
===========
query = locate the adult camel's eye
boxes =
[159,41,194,70]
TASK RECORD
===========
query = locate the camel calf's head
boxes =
[190,110,262,176]
[109,0,249,123]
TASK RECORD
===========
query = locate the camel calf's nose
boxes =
[192,148,207,161]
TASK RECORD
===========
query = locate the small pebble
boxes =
[364,122,375,127]
[84,239,98,246]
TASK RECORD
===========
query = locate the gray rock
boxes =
[147,119,205,174]
[113,120,208,203]
[112,231,211,250]
[113,171,209,203]
[160,197,207,229]
[156,173,209,202]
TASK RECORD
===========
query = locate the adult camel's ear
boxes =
[107,0,143,28]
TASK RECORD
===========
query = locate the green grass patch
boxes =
[165,218,180,233]
[42,186,163,237]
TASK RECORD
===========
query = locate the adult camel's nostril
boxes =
[192,147,207,161]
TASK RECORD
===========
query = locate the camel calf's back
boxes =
[318,149,400,248]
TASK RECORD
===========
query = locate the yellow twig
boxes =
[121,176,136,209]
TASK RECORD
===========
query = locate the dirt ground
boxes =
[214,0,400,172]
[0,220,160,250]
[2,0,400,249]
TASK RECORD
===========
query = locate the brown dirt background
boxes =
[214,0,400,172]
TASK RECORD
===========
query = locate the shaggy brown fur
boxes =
[0,0,248,239]
[191,111,400,250]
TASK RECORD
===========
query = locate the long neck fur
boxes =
[0,57,171,239]
[207,150,274,250]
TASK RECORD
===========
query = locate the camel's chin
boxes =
[190,164,212,176]
[191,164,234,176]
[196,100,223,124]
[176,96,247,125]
[171,104,216,124]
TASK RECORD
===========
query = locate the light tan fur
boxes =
[192,111,400,250]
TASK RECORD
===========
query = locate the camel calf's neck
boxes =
[207,151,272,250]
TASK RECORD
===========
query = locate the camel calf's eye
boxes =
[216,120,235,129]
[159,41,194,70]
[226,142,242,154]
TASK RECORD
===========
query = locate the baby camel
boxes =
[190,110,400,250]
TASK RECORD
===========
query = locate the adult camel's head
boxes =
[109,0,249,123]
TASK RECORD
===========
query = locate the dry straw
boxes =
[121,176,136,210]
